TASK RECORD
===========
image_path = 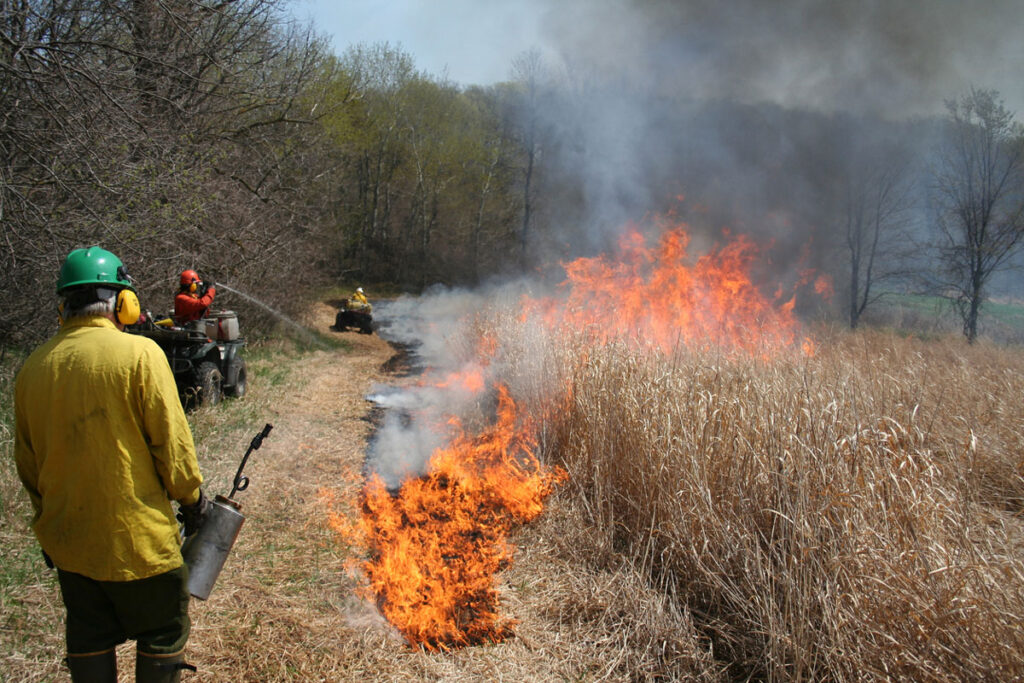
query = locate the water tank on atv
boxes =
[205,311,240,341]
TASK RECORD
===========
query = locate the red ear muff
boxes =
[116,289,140,325]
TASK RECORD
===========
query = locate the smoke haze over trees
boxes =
[3,0,1024,345]
[931,89,1024,343]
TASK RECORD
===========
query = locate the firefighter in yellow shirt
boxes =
[350,286,370,310]
[14,247,207,682]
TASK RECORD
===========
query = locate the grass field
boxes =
[863,293,1024,345]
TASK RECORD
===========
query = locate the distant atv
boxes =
[332,298,373,334]
[128,310,247,408]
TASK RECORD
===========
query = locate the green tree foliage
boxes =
[318,44,524,288]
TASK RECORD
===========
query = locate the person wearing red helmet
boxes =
[174,269,216,326]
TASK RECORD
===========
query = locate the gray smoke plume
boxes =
[535,0,1024,118]
[496,0,1024,299]
[357,1,1023,487]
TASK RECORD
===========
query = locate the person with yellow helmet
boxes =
[13,247,208,682]
[173,268,216,326]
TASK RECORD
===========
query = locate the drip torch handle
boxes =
[229,423,273,499]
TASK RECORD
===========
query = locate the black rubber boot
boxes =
[66,649,117,682]
[136,650,194,683]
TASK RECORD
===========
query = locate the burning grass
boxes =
[523,221,824,355]
[322,218,1023,678]
[336,285,1024,679]
[324,380,567,652]
[355,385,566,651]
[480,218,1024,679]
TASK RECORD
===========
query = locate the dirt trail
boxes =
[182,301,408,680]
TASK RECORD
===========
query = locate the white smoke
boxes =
[364,280,545,489]
[342,2,1024,466]
[309,0,1024,118]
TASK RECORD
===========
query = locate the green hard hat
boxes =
[57,246,135,293]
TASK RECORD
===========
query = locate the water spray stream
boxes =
[215,281,325,347]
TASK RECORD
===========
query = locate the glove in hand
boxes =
[177,489,211,537]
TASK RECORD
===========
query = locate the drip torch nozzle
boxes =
[229,423,273,499]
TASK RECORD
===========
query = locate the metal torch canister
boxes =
[181,495,245,600]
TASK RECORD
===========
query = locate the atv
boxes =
[128,310,247,409]
[332,298,374,334]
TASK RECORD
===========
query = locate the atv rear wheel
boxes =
[197,361,223,406]
[226,358,247,398]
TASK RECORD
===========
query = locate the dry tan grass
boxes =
[520,323,1024,681]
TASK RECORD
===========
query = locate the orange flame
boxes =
[431,367,486,394]
[527,217,819,355]
[331,386,566,651]
[419,330,497,394]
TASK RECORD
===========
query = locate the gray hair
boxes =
[62,287,117,320]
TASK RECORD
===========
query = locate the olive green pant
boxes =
[57,566,191,655]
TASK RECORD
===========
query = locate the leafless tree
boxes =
[842,135,916,328]
[1,0,331,345]
[933,88,1024,343]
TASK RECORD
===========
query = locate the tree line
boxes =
[3,0,1023,347]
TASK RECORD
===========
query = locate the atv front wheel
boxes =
[196,361,223,406]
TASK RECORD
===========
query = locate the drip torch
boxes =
[181,423,273,599]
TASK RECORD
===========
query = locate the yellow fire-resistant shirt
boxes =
[14,316,203,581]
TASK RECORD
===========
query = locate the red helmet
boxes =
[179,269,200,288]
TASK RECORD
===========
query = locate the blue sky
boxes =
[292,0,550,87]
